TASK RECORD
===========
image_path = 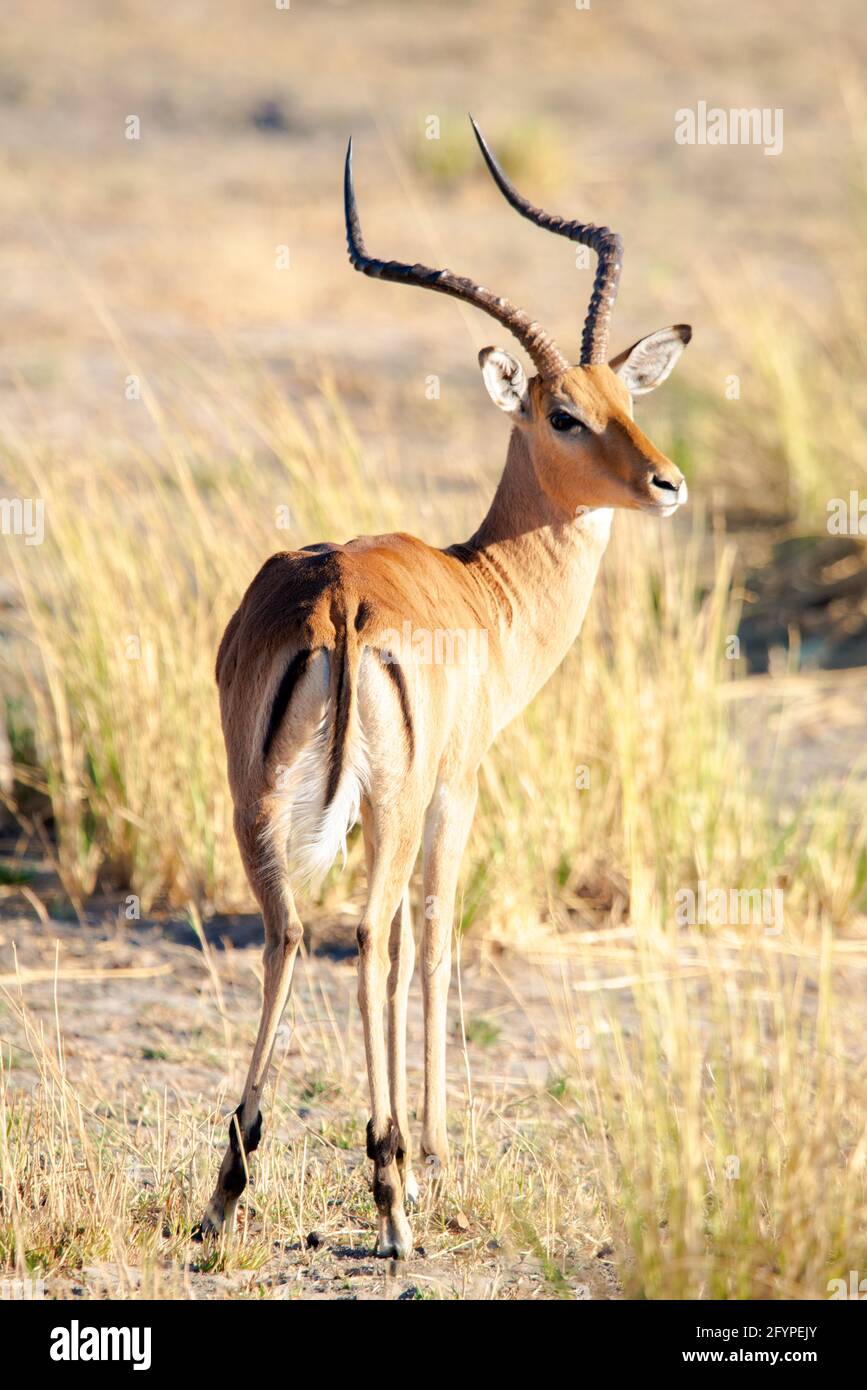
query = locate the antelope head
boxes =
[345,116,691,519]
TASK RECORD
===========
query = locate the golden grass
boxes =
[4,335,865,929]
[1,0,866,1296]
[583,931,867,1299]
[1,921,865,1298]
[1,338,865,1297]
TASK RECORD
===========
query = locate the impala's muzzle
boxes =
[647,474,688,516]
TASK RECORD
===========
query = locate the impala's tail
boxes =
[260,623,369,892]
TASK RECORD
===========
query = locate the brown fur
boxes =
[201,350,689,1257]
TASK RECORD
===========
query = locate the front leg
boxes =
[420,774,478,1177]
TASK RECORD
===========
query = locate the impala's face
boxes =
[480,325,691,519]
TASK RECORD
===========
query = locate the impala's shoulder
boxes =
[217,546,349,666]
[343,530,437,559]
[247,544,346,592]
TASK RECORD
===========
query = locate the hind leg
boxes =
[358,803,424,1258]
[388,891,417,1205]
[420,773,477,1179]
[362,807,417,1208]
[201,815,303,1237]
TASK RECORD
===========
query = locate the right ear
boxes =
[479,347,528,416]
[609,325,692,395]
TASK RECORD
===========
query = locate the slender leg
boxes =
[358,806,423,1258]
[361,809,417,1210]
[420,774,477,1176]
[387,890,417,1204]
[201,848,303,1237]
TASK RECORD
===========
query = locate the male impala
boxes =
[201,118,691,1257]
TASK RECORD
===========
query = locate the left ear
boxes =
[609,324,692,395]
[479,346,529,416]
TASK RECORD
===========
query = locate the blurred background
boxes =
[2,0,864,906]
[1,0,864,511]
[0,0,866,1300]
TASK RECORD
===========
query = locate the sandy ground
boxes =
[0,883,629,1300]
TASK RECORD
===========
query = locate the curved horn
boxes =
[469,116,623,366]
[344,138,569,380]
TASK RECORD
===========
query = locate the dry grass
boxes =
[4,345,866,933]
[1,913,865,1299]
[2,344,866,1299]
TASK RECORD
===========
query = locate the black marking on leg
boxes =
[229,1103,263,1155]
[374,651,415,761]
[263,650,310,759]
[373,1171,394,1215]
[223,1157,248,1200]
[223,1105,263,1199]
[366,1117,399,1167]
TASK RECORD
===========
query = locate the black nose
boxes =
[651,475,678,492]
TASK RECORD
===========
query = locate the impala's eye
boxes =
[549,410,584,434]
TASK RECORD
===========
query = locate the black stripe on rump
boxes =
[325,634,350,808]
[262,650,311,759]
[375,650,415,762]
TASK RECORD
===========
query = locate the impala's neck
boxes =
[470,427,582,543]
[456,427,612,721]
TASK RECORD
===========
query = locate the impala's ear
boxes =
[610,325,692,396]
[479,347,528,416]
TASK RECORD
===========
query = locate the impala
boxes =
[201,118,691,1257]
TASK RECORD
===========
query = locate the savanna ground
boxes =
[1,0,866,1300]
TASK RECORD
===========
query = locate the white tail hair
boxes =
[259,691,369,893]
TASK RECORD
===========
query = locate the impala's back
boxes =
[216,533,498,892]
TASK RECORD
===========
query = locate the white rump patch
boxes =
[259,653,370,893]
